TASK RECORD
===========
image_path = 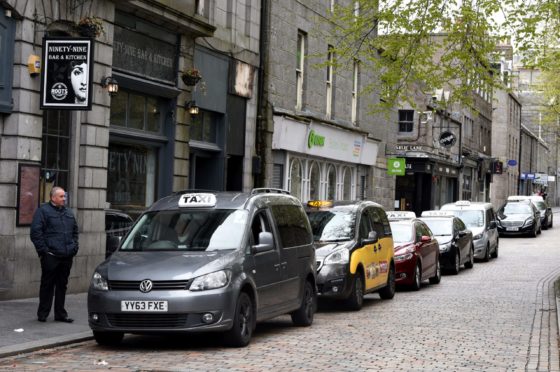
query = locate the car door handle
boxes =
[281,261,288,268]
[274,263,280,270]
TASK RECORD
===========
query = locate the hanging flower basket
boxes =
[182,68,202,86]
[77,16,105,38]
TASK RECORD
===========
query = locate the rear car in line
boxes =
[88,189,317,347]
[496,199,541,237]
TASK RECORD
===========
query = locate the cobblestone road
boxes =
[1,228,559,371]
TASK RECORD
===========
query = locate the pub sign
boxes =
[40,38,94,110]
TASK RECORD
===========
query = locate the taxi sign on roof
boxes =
[454,200,471,206]
[421,210,454,217]
[307,200,333,208]
[386,211,416,219]
[178,193,217,207]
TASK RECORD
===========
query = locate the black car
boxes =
[419,213,474,275]
[496,200,541,237]
[105,209,134,258]
[533,200,553,229]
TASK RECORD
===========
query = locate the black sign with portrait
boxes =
[40,38,94,110]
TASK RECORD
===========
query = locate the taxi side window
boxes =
[359,210,373,239]
[251,211,272,246]
[367,208,386,238]
[270,205,313,248]
[415,222,423,242]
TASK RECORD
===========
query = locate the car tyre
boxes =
[224,292,253,347]
[291,280,316,326]
[429,258,441,285]
[550,217,553,228]
[451,250,460,275]
[531,225,538,238]
[378,264,396,299]
[464,245,474,269]
[491,240,499,259]
[411,263,422,291]
[345,273,364,311]
[482,243,490,262]
[93,331,124,346]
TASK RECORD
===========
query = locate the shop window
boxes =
[342,167,353,200]
[398,110,414,132]
[289,159,302,200]
[327,165,336,200]
[309,161,320,201]
[110,89,163,133]
[108,144,156,209]
[190,109,218,143]
[40,111,70,202]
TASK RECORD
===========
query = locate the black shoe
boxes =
[38,317,46,322]
[54,317,74,323]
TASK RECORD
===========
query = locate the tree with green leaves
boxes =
[324,0,560,114]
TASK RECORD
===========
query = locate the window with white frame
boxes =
[309,161,320,200]
[296,30,306,111]
[398,110,414,132]
[326,45,334,119]
[352,59,359,125]
[289,158,303,201]
[327,165,336,200]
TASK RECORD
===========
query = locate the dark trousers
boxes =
[37,254,73,320]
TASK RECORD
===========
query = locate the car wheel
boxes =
[411,263,422,291]
[378,264,396,299]
[224,292,253,347]
[93,331,124,346]
[291,280,316,325]
[464,245,474,269]
[345,273,364,311]
[429,258,441,285]
[451,250,460,275]
[538,224,542,234]
[491,239,499,259]
[482,243,490,262]
[550,217,553,228]
[543,217,549,230]
[531,225,538,238]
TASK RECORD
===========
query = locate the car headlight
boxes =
[190,270,231,291]
[523,218,535,227]
[324,248,350,265]
[473,233,483,240]
[91,272,108,291]
[394,253,414,262]
[439,243,451,252]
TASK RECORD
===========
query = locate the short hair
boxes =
[50,186,65,198]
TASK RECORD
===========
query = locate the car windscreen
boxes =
[389,222,413,243]
[421,219,452,236]
[446,210,484,228]
[120,209,248,252]
[306,207,356,241]
[501,203,532,215]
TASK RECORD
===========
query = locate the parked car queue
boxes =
[91,193,552,348]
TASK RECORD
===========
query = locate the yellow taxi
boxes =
[305,200,395,310]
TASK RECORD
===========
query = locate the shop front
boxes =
[271,115,379,202]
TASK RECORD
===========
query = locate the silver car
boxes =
[88,190,317,347]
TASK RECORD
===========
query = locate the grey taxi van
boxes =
[88,189,317,347]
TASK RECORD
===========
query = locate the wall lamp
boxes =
[101,76,119,96]
[185,100,199,116]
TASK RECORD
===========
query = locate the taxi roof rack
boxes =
[251,188,290,195]
[174,189,219,195]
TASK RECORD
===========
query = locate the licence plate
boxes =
[121,301,168,312]
[506,227,518,231]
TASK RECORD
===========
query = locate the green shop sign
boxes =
[308,130,325,149]
[387,158,406,176]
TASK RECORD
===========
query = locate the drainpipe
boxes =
[255,0,270,188]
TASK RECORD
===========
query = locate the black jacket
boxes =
[30,202,79,258]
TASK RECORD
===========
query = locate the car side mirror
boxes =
[420,235,432,243]
[490,221,497,229]
[106,235,121,258]
[361,231,379,245]
[252,231,274,254]
[458,230,467,237]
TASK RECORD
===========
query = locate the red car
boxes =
[389,219,441,290]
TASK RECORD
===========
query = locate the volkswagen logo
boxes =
[139,279,153,293]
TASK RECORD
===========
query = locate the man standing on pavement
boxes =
[30,186,79,323]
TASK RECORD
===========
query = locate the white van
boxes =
[440,201,499,261]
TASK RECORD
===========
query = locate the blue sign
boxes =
[527,173,535,180]
[520,173,526,180]
[507,159,517,166]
